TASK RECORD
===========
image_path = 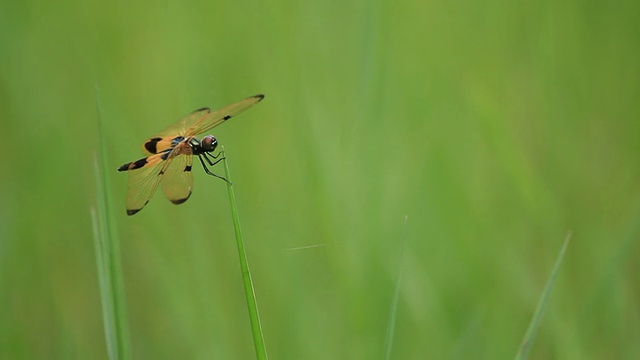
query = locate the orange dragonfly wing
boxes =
[160,147,194,205]
[140,94,263,155]
[119,143,193,215]
[141,108,211,155]
[184,94,264,137]
[119,152,170,215]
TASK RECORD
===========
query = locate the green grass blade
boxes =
[221,146,268,360]
[90,206,117,360]
[383,215,409,360]
[93,86,131,360]
[515,232,572,360]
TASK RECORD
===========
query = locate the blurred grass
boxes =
[91,87,130,360]
[516,232,571,360]
[1,0,640,359]
[383,215,408,360]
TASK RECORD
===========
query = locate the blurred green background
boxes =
[1,0,639,358]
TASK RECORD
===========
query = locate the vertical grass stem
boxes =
[93,86,131,360]
[221,146,268,360]
[515,232,572,360]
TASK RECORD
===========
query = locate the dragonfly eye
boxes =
[201,135,218,152]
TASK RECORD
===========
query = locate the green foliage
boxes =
[1,0,640,358]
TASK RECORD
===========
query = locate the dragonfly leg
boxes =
[209,151,223,159]
[203,151,225,167]
[197,155,231,184]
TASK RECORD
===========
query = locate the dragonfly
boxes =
[118,94,264,215]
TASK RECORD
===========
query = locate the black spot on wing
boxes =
[170,191,192,205]
[192,107,210,113]
[223,115,232,121]
[118,158,147,171]
[118,162,132,172]
[158,170,165,175]
[144,137,162,153]
[184,165,192,172]
[131,158,148,170]
[126,199,149,216]
[161,151,171,160]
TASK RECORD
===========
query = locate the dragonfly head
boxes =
[200,135,218,152]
